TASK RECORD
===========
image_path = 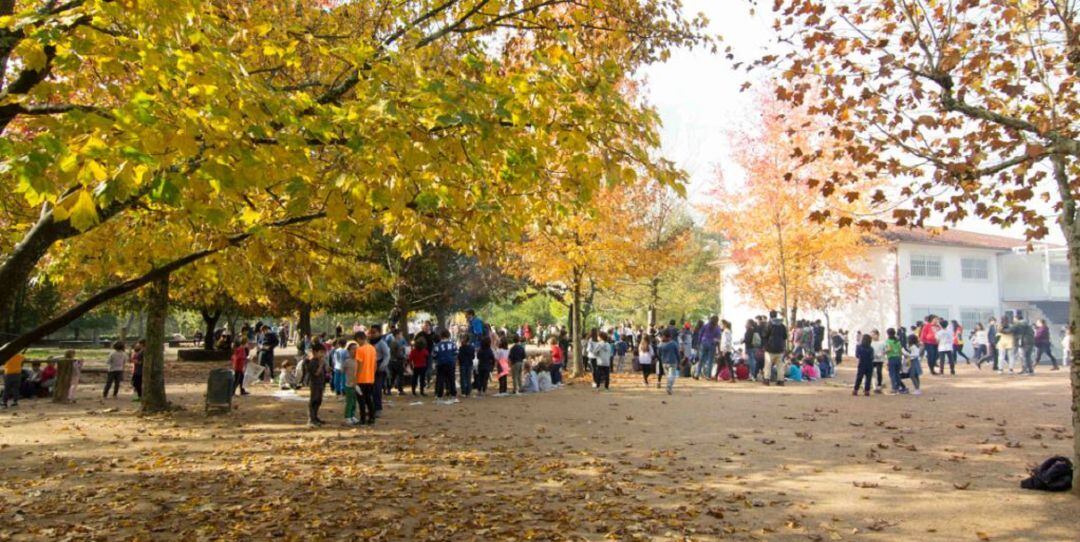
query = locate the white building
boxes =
[719,227,1070,357]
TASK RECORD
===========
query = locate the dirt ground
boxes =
[0,359,1077,541]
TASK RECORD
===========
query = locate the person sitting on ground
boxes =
[801,356,820,381]
[734,358,751,381]
[535,359,555,392]
[21,361,43,399]
[278,360,300,390]
[521,361,540,393]
[786,358,804,382]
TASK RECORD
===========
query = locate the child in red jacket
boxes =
[231,338,251,396]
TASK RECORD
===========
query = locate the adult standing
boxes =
[592,332,613,390]
[1012,314,1036,375]
[762,311,788,386]
[743,320,762,381]
[466,309,485,350]
[258,324,279,382]
[1033,318,1059,370]
[696,316,720,380]
[918,316,940,375]
[369,325,390,416]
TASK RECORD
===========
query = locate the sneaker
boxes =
[452,398,461,404]
[852,390,858,396]
[863,390,870,396]
[912,389,922,396]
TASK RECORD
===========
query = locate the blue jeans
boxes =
[887,356,905,391]
[459,361,474,396]
[746,348,759,379]
[697,343,716,379]
[664,362,679,392]
[331,369,345,394]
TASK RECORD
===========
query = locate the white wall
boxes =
[999,250,1069,301]
[895,243,1002,329]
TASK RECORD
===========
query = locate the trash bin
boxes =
[205,368,233,414]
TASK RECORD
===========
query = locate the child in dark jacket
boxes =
[457,334,476,398]
[854,334,875,396]
[474,336,495,396]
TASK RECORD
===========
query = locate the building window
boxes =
[961,258,989,280]
[959,308,996,333]
[1050,263,1069,283]
[910,254,943,278]
[910,306,950,323]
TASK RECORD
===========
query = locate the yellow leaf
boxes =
[69,190,100,230]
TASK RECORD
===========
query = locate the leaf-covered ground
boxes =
[1,361,1077,541]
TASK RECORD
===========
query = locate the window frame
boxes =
[960,257,990,281]
[909,253,944,279]
[1050,263,1069,283]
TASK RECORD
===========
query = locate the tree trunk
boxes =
[298,303,312,338]
[648,278,659,328]
[1067,223,1080,497]
[52,358,74,403]
[1051,154,1080,496]
[141,275,170,413]
[200,309,221,351]
[570,277,584,378]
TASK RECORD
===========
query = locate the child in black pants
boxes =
[853,334,874,396]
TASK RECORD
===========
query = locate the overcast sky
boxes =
[638,1,1065,244]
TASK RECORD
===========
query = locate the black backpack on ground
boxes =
[1020,456,1072,492]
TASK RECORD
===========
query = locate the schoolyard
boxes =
[0,358,1076,541]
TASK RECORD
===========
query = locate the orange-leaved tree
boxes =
[507,180,682,376]
[706,86,872,325]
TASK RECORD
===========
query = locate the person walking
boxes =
[433,330,458,402]
[762,311,788,386]
[977,317,999,371]
[638,337,655,386]
[659,330,681,394]
[1033,318,1059,370]
[104,341,127,399]
[509,335,526,393]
